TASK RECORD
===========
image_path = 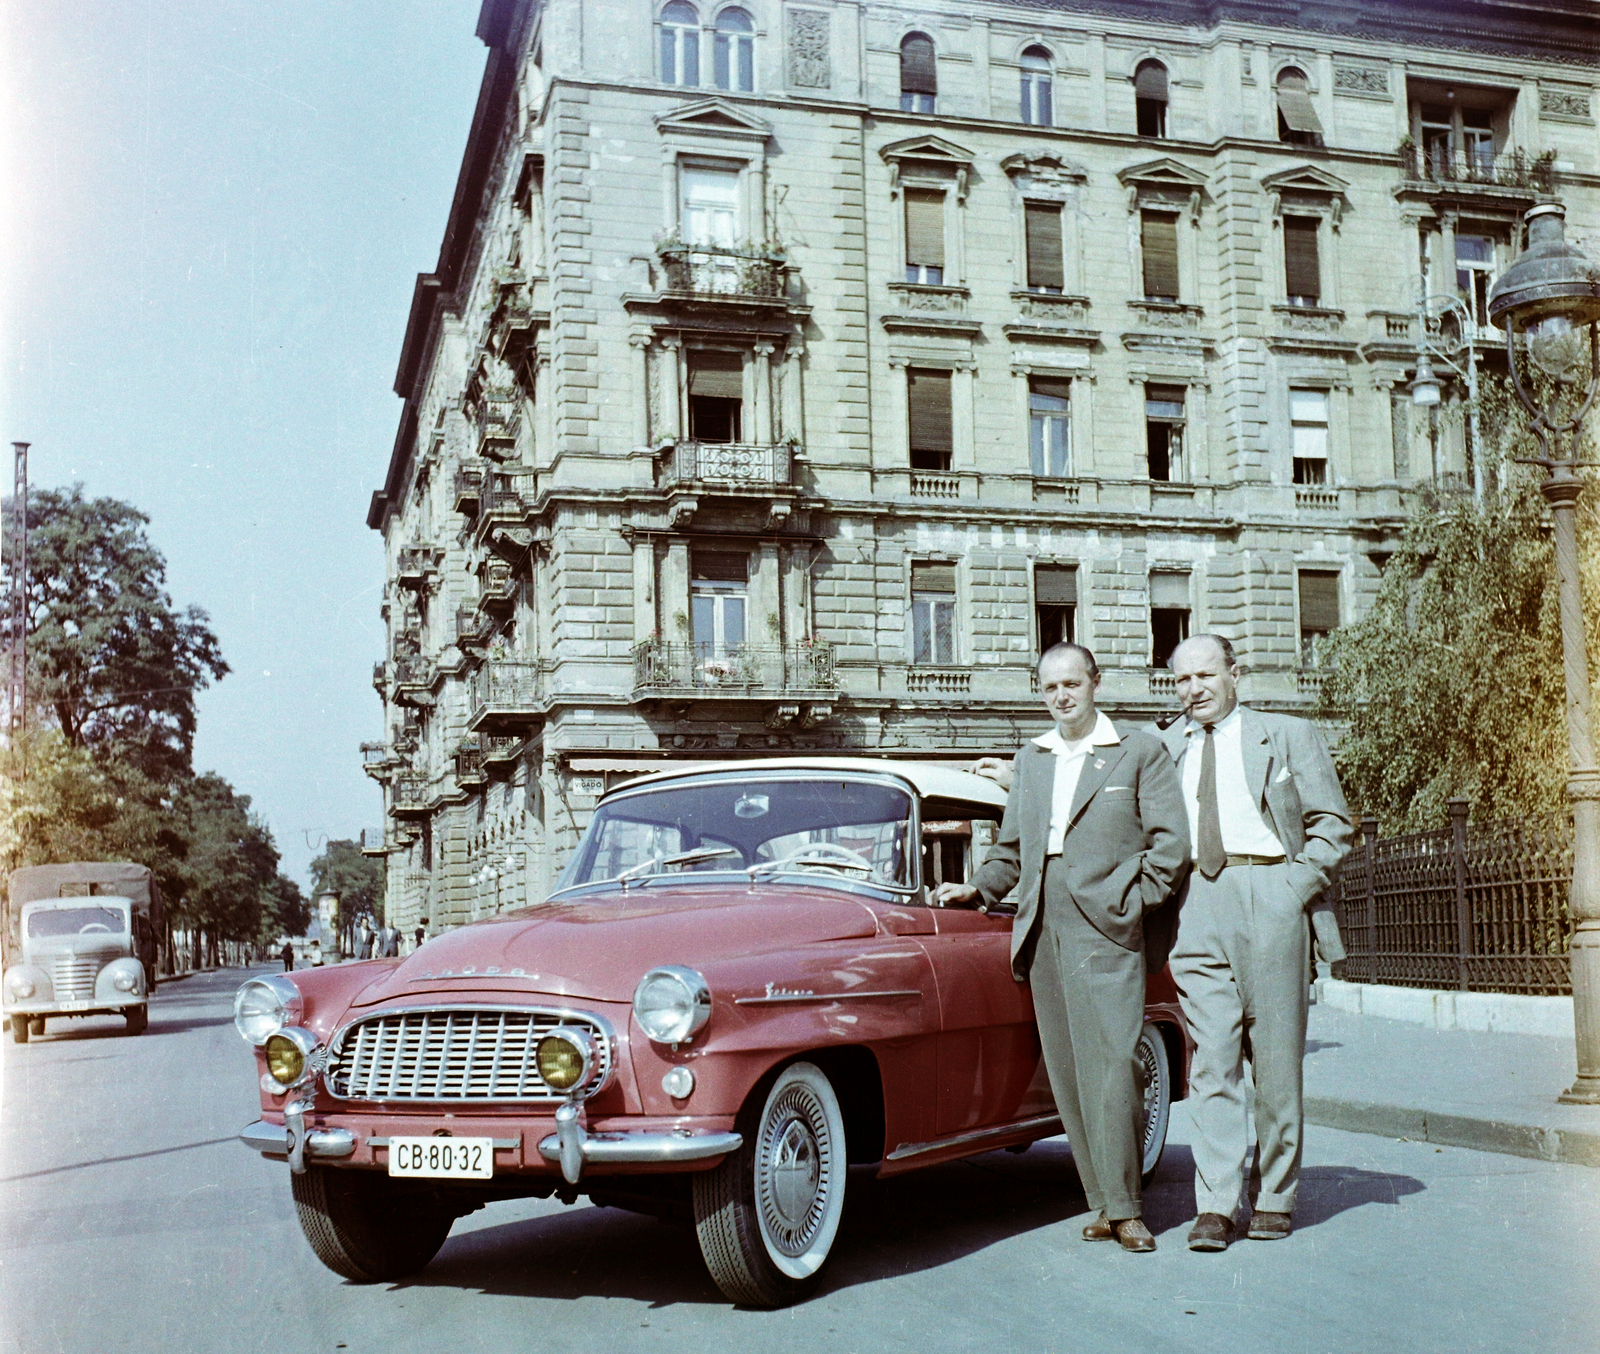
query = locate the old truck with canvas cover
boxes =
[3,862,165,1042]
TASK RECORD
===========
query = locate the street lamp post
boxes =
[1488,202,1600,1104]
[1407,295,1483,502]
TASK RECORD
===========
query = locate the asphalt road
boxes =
[2,964,1597,1354]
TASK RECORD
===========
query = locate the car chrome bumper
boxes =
[239,1119,356,1162]
[3,1000,145,1016]
[537,1101,741,1184]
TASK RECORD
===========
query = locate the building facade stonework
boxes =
[363,0,1600,935]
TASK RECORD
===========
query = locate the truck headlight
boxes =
[234,975,300,1045]
[633,966,711,1045]
[11,980,34,999]
[263,1027,318,1088]
[536,1027,594,1093]
[112,971,138,992]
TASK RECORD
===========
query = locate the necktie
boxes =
[1197,724,1226,879]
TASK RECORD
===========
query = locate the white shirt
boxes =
[1033,710,1122,856]
[1179,704,1285,859]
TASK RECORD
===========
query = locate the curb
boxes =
[1305,1095,1600,1169]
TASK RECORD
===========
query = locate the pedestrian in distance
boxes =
[280,940,294,973]
[414,917,429,951]
[1161,634,1353,1252]
[937,642,1191,1252]
[379,923,400,958]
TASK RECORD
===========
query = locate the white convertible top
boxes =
[609,757,1009,814]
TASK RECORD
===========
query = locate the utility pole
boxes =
[6,442,27,746]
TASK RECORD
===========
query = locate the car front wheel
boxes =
[290,1166,455,1282]
[1138,1021,1172,1184]
[692,1060,847,1308]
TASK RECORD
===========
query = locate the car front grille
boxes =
[52,956,101,1000]
[324,1007,612,1102]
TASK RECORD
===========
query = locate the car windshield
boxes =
[27,905,129,937]
[557,776,915,893]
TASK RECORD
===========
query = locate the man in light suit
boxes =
[938,642,1190,1251]
[1163,634,1352,1251]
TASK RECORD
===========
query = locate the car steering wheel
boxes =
[761,842,877,877]
[78,923,113,934]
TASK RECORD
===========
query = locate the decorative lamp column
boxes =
[1488,202,1600,1103]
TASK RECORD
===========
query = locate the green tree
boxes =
[172,773,283,948]
[2,485,229,783]
[262,872,311,939]
[309,839,386,934]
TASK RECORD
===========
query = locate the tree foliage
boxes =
[2,484,229,783]
[1320,366,1600,832]
[309,839,386,932]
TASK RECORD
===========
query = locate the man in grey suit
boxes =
[1163,634,1352,1251]
[938,642,1190,1251]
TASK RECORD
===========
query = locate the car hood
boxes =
[347,888,884,1007]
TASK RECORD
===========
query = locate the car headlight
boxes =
[233,975,301,1046]
[112,971,138,992]
[536,1027,595,1093]
[11,980,34,999]
[263,1027,318,1088]
[632,966,711,1045]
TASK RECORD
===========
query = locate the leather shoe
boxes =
[1247,1210,1292,1240]
[1187,1213,1234,1251]
[1081,1213,1115,1241]
[1114,1218,1156,1252]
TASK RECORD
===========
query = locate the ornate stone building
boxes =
[363,0,1599,934]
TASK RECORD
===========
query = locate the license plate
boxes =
[57,1001,92,1012]
[386,1136,494,1179]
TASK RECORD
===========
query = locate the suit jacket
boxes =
[1158,705,1354,963]
[969,724,1192,981]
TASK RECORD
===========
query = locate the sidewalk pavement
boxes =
[1302,1001,1600,1167]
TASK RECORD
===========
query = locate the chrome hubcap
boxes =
[757,1085,831,1258]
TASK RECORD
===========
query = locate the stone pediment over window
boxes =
[654,98,773,145]
[1260,164,1350,228]
[1116,157,1208,216]
[1001,153,1088,188]
[881,135,976,200]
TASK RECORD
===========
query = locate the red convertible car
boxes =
[235,759,1189,1306]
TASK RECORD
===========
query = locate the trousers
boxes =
[1169,862,1309,1218]
[1030,857,1147,1221]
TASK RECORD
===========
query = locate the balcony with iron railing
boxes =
[477,559,517,614]
[482,734,524,766]
[467,660,548,730]
[455,740,487,787]
[656,242,788,303]
[392,655,438,707]
[392,776,432,818]
[475,388,521,460]
[661,440,794,491]
[456,607,494,650]
[471,479,531,547]
[453,462,487,514]
[396,545,444,589]
[632,641,838,700]
[1398,145,1555,196]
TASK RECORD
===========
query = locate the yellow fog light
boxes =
[537,1028,593,1093]
[265,1032,307,1085]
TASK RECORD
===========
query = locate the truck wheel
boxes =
[10,1015,29,1044]
[290,1166,454,1282]
[29,1018,45,1036]
[692,1060,847,1308]
[124,1006,148,1036]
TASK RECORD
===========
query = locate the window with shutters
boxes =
[1298,570,1340,666]
[1290,388,1329,484]
[904,189,945,284]
[1020,47,1053,126]
[911,562,957,665]
[1149,571,1191,668]
[692,551,748,660]
[1028,377,1071,477]
[1034,565,1077,656]
[906,368,953,470]
[1140,211,1180,301]
[1145,384,1186,481]
[1283,215,1321,306]
[660,2,701,87]
[1276,68,1323,147]
[900,33,936,113]
[1024,202,1064,293]
[687,350,744,443]
[1134,60,1168,138]
[713,7,754,92]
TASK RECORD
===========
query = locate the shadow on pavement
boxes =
[1289,1165,1426,1228]
[17,1014,231,1043]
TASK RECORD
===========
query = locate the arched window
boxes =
[1275,67,1324,146]
[1134,60,1168,137]
[660,1,700,88]
[714,8,754,92]
[1020,47,1053,126]
[900,33,936,113]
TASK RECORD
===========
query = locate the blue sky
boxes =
[2,3,488,885]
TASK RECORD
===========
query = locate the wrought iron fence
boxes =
[657,244,785,298]
[1399,145,1556,192]
[468,659,547,722]
[633,642,837,694]
[1333,800,1573,996]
